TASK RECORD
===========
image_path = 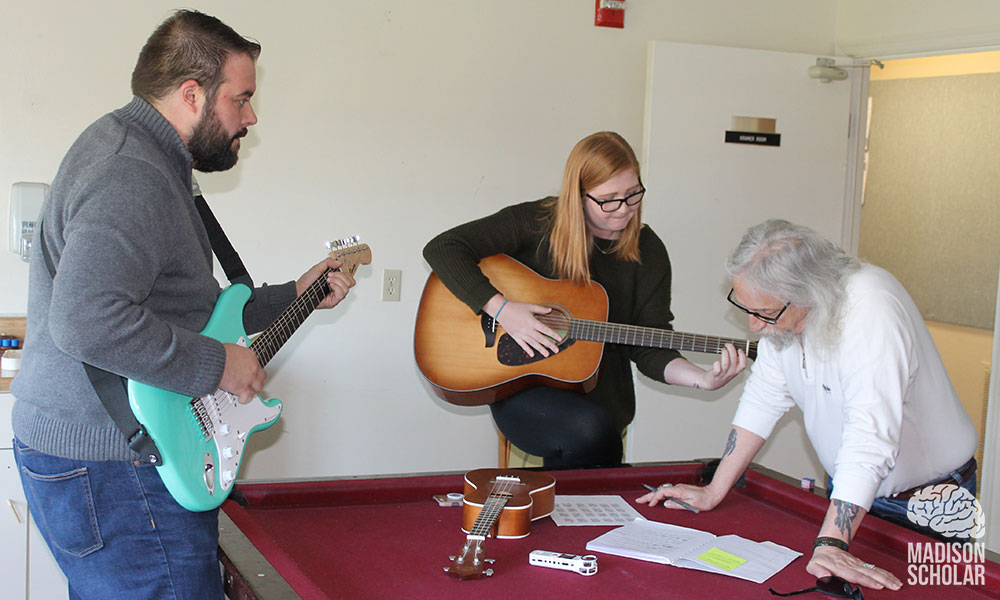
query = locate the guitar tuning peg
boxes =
[442,567,450,573]
[325,235,361,251]
[484,568,494,577]
[484,558,495,564]
[448,556,456,561]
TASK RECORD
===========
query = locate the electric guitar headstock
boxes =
[325,235,372,275]
[443,536,494,580]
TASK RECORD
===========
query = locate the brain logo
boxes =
[906,484,985,539]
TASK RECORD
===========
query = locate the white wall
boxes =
[835,0,1000,56]
[0,1,994,482]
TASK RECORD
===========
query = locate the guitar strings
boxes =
[251,244,369,366]
[533,313,756,355]
[215,247,365,418]
[252,270,332,367]
[207,267,333,424]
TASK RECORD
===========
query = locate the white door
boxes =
[632,42,863,481]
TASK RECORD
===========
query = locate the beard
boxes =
[763,329,800,351]
[188,104,247,173]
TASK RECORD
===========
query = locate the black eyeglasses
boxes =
[769,576,864,599]
[727,288,790,325]
[586,187,645,212]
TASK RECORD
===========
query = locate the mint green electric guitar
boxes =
[127,237,371,512]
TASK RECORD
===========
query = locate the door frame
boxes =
[842,44,1000,552]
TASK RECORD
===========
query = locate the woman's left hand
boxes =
[695,343,747,391]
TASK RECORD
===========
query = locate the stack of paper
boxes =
[586,518,801,583]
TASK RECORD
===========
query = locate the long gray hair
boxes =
[726,219,860,349]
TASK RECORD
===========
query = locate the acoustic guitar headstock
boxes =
[443,537,494,580]
[325,235,372,276]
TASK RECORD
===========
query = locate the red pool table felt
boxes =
[220,463,999,599]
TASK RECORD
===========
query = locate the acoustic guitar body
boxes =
[460,468,556,539]
[414,254,609,406]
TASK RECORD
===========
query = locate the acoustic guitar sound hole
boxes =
[496,306,573,366]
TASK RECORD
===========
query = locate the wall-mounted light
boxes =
[808,58,848,83]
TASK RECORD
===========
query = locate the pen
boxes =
[642,483,700,513]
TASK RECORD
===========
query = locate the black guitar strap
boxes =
[37,191,254,466]
[193,193,255,290]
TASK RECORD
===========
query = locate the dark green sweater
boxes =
[423,199,681,431]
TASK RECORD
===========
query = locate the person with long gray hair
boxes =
[639,219,977,592]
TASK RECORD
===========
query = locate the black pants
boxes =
[490,386,623,468]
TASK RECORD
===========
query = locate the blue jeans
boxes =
[14,438,224,600]
[826,457,978,541]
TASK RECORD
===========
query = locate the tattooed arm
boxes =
[806,499,903,590]
[636,426,765,511]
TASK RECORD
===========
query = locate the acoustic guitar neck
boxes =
[536,313,758,360]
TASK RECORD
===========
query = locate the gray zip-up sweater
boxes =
[12,97,295,461]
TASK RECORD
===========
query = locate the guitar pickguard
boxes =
[192,387,282,495]
[496,334,576,366]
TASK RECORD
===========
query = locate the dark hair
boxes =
[131,10,261,104]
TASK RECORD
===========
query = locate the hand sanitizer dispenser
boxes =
[9,182,48,262]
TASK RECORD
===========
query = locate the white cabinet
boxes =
[0,447,28,598]
[1,393,68,600]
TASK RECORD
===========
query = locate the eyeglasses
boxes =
[585,187,645,212]
[769,576,864,599]
[727,288,790,325]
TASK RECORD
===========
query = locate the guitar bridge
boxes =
[191,396,215,441]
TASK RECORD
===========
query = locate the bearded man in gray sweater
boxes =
[11,10,354,599]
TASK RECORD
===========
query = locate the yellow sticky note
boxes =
[698,547,747,571]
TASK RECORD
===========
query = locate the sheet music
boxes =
[585,518,713,562]
[550,495,646,526]
[586,518,801,583]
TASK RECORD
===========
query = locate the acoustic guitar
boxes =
[444,468,556,580]
[414,254,756,406]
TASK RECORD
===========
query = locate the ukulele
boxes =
[443,468,556,580]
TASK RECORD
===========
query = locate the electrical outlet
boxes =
[381,269,401,302]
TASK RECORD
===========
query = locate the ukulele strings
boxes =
[469,476,520,537]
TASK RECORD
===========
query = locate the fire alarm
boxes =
[595,0,625,28]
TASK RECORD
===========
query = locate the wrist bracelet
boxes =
[813,536,849,552]
[494,299,509,320]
